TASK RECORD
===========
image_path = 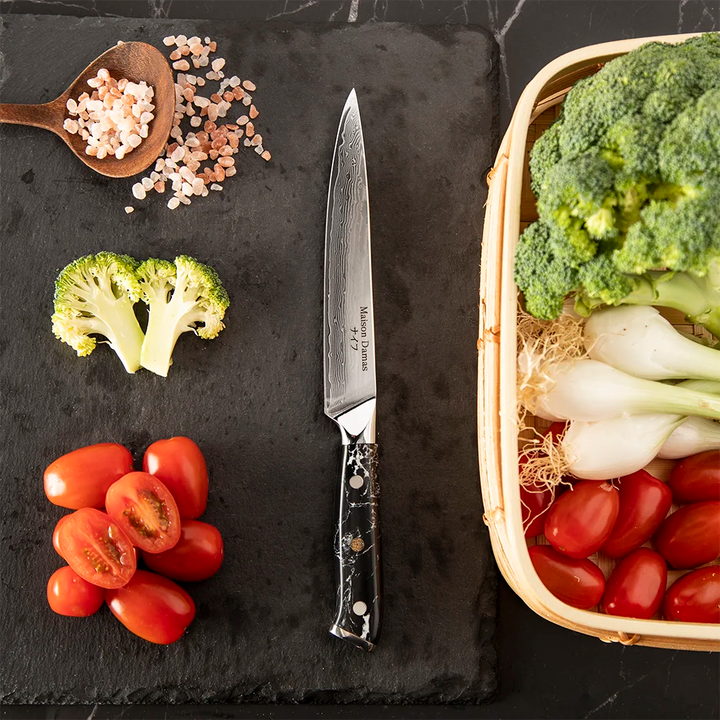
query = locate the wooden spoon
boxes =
[0,41,174,178]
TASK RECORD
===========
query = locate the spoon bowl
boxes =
[0,41,174,178]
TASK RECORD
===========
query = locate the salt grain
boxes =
[125,206,135,213]
[210,183,223,191]
[132,183,146,200]
[168,197,181,209]
[163,35,176,46]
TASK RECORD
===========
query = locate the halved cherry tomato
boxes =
[105,472,181,554]
[668,451,720,504]
[544,481,619,559]
[142,520,223,582]
[57,508,136,589]
[143,437,209,519]
[106,570,195,644]
[654,501,720,570]
[601,470,672,559]
[53,515,70,559]
[663,566,720,623]
[528,544,605,609]
[44,442,134,510]
[602,548,667,619]
[47,566,105,617]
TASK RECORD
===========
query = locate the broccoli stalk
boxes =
[51,253,145,373]
[137,256,230,377]
[576,270,720,338]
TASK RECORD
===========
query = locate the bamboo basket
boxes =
[478,33,720,651]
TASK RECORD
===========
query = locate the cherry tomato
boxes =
[143,437,209,519]
[544,481,620,559]
[654,501,720,570]
[47,566,105,617]
[57,508,136,589]
[528,544,605,609]
[663,566,720,623]
[53,515,70,559]
[602,548,667,619]
[142,520,223,582]
[105,472,181,554]
[601,470,672,559]
[668,451,720,504]
[44,443,134,510]
[106,570,195,644]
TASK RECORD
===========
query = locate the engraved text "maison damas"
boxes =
[349,306,370,371]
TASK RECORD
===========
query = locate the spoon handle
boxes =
[0,102,62,132]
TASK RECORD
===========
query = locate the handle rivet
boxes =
[352,601,367,616]
[350,537,365,552]
[349,474,364,489]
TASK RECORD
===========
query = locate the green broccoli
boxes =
[137,255,230,377]
[514,33,720,336]
[51,252,145,373]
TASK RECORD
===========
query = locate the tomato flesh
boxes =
[47,566,105,617]
[601,470,672,559]
[663,566,720,623]
[544,480,620,559]
[602,548,667,619]
[668,451,720,503]
[529,544,605,609]
[44,442,134,510]
[57,508,136,589]
[143,520,224,582]
[106,569,195,644]
[143,437,209,519]
[105,472,181,553]
[654,501,720,570]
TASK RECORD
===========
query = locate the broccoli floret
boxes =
[514,222,579,320]
[51,252,145,373]
[137,256,230,377]
[515,34,720,336]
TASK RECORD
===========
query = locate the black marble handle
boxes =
[329,441,381,651]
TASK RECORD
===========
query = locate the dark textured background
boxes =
[0,15,498,705]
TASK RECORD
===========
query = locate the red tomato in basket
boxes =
[143,437,209,519]
[47,566,105,617]
[57,508,136,589]
[106,570,195,644]
[544,481,620,559]
[663,566,720,623]
[105,472,181,554]
[654,501,720,570]
[602,548,667,619]
[600,470,672,559]
[518,423,566,538]
[668,451,720,504]
[142,520,224,582]
[529,544,605,609]
[44,442,134,510]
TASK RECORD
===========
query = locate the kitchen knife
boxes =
[324,89,381,652]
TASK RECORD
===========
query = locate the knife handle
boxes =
[329,441,381,651]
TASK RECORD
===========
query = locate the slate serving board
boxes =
[0,15,498,705]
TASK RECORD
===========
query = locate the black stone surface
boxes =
[0,15,498,706]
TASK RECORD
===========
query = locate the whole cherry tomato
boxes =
[544,481,620,559]
[528,544,605,609]
[47,566,105,617]
[105,472,181,554]
[663,566,720,623]
[142,520,224,582]
[143,437,209,519]
[601,470,672,559]
[654,501,720,569]
[58,508,136,589]
[106,570,195,644]
[52,515,70,559]
[668,451,720,503]
[44,443,134,510]
[602,548,667,619]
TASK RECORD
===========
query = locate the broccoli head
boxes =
[137,255,230,377]
[51,252,145,373]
